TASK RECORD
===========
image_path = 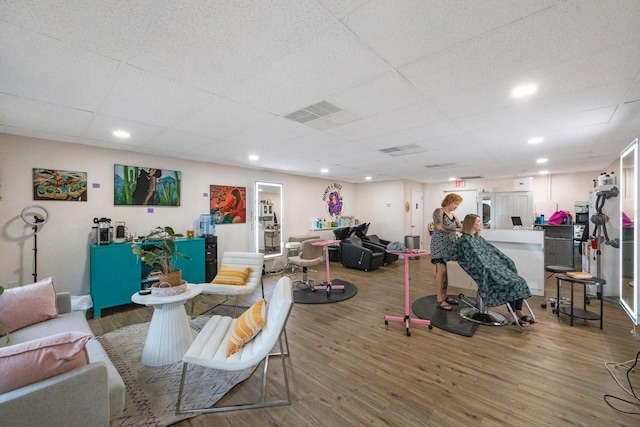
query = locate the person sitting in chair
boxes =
[448,214,535,327]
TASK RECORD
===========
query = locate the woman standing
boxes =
[430,193,463,310]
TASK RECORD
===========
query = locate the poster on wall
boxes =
[32,168,88,201]
[210,185,246,224]
[114,164,181,206]
[323,182,343,217]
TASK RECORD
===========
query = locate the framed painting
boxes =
[114,164,181,206]
[33,168,88,201]
[210,185,246,224]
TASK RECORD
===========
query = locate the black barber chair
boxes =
[340,236,385,271]
[363,234,398,265]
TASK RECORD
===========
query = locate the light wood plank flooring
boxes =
[89,258,640,426]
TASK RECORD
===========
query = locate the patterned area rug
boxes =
[97,316,255,427]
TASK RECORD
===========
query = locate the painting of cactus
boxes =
[114,164,181,206]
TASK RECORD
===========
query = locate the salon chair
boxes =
[363,234,399,265]
[286,238,324,289]
[340,236,384,271]
[448,261,535,328]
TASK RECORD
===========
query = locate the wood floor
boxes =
[89,258,640,426]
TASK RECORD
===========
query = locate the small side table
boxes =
[311,239,344,295]
[543,265,574,309]
[554,274,606,329]
[131,284,203,366]
[384,250,432,336]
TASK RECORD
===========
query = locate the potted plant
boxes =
[131,226,191,287]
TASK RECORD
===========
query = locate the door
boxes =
[411,188,423,248]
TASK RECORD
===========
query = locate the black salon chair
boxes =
[351,223,370,239]
[363,234,399,265]
[340,236,385,271]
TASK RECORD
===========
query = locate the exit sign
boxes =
[455,180,465,188]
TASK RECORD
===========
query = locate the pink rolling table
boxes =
[384,250,432,336]
[311,239,344,296]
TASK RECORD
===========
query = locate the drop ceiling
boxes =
[1,0,639,183]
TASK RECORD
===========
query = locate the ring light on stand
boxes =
[21,205,50,282]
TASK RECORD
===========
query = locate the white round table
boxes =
[131,284,203,367]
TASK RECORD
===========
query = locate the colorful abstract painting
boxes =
[33,168,88,201]
[114,165,181,206]
[210,185,246,224]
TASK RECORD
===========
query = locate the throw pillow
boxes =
[0,276,58,334]
[211,265,252,286]
[0,331,91,393]
[227,298,266,357]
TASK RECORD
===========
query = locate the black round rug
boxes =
[412,294,479,337]
[293,279,357,304]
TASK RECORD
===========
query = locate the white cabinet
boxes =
[492,191,534,229]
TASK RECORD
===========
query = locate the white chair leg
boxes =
[175,332,292,414]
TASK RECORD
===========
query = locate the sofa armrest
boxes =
[0,362,110,427]
[56,292,72,314]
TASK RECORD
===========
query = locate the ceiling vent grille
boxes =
[459,175,483,179]
[425,162,456,168]
[379,144,425,156]
[284,101,343,123]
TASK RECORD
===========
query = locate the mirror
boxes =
[620,139,637,324]
[254,182,283,260]
[478,192,492,229]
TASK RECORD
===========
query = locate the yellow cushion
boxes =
[227,299,266,357]
[211,265,252,286]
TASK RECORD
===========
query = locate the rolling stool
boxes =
[283,241,301,275]
[542,265,574,309]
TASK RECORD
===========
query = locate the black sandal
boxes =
[444,296,459,305]
[520,315,535,324]
[437,300,453,311]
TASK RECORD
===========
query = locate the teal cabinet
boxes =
[90,238,205,317]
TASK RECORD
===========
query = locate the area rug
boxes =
[293,279,357,304]
[412,295,479,337]
[97,316,254,427]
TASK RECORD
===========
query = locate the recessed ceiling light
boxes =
[113,130,130,138]
[249,154,259,161]
[539,170,549,175]
[536,158,548,164]
[365,176,372,180]
[321,168,329,173]
[448,177,456,181]
[528,137,544,144]
[511,84,538,98]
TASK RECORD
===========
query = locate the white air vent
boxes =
[379,144,425,156]
[425,162,456,168]
[283,101,359,130]
[460,175,483,179]
[284,101,343,123]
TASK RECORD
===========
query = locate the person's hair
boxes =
[152,169,162,178]
[462,214,480,235]
[441,193,463,207]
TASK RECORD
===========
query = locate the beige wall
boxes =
[0,134,356,294]
[0,133,615,296]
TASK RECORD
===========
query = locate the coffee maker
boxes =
[93,217,112,245]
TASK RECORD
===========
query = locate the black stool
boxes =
[542,265,574,309]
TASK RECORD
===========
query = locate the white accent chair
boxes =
[192,252,264,317]
[176,276,293,414]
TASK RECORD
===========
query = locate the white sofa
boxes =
[0,292,125,426]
